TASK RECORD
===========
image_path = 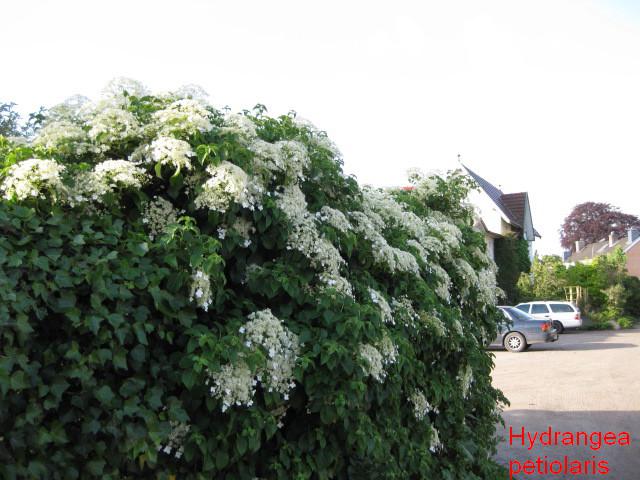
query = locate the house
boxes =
[462,165,540,261]
[564,228,640,278]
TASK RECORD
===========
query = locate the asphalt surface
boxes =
[491,328,640,480]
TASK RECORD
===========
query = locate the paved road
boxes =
[491,328,640,480]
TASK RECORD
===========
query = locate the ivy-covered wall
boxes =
[0,79,506,479]
[494,235,531,304]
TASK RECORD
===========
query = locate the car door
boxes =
[529,303,551,320]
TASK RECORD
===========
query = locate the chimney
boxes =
[629,227,640,244]
[575,240,585,252]
[609,232,616,247]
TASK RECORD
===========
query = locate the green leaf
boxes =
[119,378,145,398]
[95,385,115,405]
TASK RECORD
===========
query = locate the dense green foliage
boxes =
[518,250,639,328]
[0,81,506,479]
[493,235,530,304]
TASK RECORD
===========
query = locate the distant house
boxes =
[564,228,640,278]
[462,165,540,261]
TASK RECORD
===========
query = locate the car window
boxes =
[515,304,530,313]
[531,304,550,314]
[549,303,575,313]
[504,307,533,322]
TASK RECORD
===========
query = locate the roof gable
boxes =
[463,165,540,238]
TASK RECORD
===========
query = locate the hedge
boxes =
[0,79,506,479]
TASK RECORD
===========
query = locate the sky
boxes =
[3,0,640,255]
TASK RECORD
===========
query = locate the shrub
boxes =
[617,316,635,329]
[0,79,506,479]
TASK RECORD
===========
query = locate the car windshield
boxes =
[503,307,534,322]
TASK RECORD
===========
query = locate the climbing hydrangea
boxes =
[0,158,66,201]
[189,269,213,311]
[142,196,180,240]
[0,78,506,478]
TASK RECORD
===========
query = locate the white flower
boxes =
[0,158,66,201]
[207,362,256,410]
[141,196,180,239]
[368,288,394,325]
[87,107,140,146]
[132,137,195,172]
[194,161,256,212]
[189,269,212,311]
[152,99,213,136]
[409,390,434,421]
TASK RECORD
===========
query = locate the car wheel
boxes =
[553,321,564,334]
[504,332,526,353]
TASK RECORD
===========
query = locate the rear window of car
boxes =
[549,303,575,313]
[531,304,550,314]
[515,304,530,313]
[504,308,533,322]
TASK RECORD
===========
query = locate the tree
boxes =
[0,101,46,137]
[517,255,567,301]
[560,202,640,251]
[0,102,21,137]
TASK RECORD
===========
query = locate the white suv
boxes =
[514,301,582,333]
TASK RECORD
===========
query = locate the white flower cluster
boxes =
[242,309,300,397]
[87,107,140,147]
[92,160,147,189]
[220,113,258,139]
[231,218,254,247]
[68,159,148,205]
[132,137,195,172]
[358,343,386,383]
[208,310,300,412]
[207,362,256,412]
[453,258,478,303]
[369,288,394,325]
[0,158,66,201]
[358,332,398,383]
[159,421,190,459]
[459,364,474,399]
[277,186,351,294]
[477,266,501,307]
[33,120,94,156]
[430,264,452,303]
[249,139,309,182]
[194,161,254,212]
[429,425,443,453]
[420,311,447,337]
[391,296,419,328]
[152,99,213,136]
[142,196,180,240]
[409,390,438,421]
[315,206,352,233]
[317,272,354,298]
[189,270,213,311]
[350,212,420,276]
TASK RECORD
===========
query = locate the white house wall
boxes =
[468,188,507,237]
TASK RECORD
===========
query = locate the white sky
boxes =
[3,0,640,255]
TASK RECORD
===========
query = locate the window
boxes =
[505,308,533,322]
[550,303,575,313]
[531,304,550,314]
[515,304,530,313]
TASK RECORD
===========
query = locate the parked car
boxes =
[491,306,559,352]
[514,301,582,333]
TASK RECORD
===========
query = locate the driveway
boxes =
[491,328,640,479]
